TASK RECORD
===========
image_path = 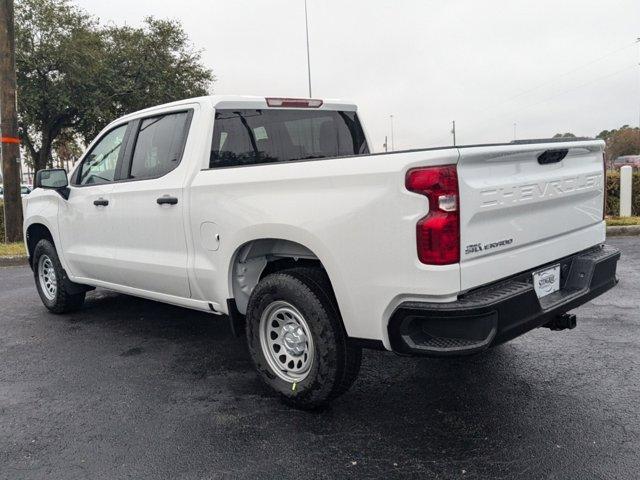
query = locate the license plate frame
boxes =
[533,264,561,299]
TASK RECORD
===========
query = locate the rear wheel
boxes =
[33,239,86,313]
[246,267,362,409]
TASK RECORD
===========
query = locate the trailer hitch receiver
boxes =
[543,313,577,331]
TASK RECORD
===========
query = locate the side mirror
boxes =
[34,169,70,199]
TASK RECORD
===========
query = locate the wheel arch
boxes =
[25,221,56,269]
[228,237,338,316]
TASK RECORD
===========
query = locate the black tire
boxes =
[33,239,86,313]
[245,267,362,409]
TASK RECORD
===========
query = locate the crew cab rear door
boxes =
[108,108,194,298]
[457,141,606,291]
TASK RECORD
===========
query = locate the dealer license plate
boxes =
[533,264,560,298]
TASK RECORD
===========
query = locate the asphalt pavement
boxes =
[1,237,638,479]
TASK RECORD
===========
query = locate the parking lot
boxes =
[0,236,638,479]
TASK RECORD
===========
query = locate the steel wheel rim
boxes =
[259,300,314,383]
[38,255,57,301]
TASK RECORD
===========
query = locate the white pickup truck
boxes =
[24,95,620,408]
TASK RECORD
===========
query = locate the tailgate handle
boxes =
[538,149,568,165]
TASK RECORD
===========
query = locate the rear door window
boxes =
[210,109,369,168]
[128,112,191,180]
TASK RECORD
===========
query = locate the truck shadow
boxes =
[64,288,604,477]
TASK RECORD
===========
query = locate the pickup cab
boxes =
[24,95,620,408]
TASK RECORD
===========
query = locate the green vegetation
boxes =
[16,0,214,172]
[606,171,640,217]
[606,217,640,227]
[598,126,640,165]
[0,242,26,258]
[1,202,26,256]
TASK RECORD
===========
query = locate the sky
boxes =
[75,0,640,152]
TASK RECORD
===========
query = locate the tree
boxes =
[52,129,82,170]
[599,126,640,164]
[596,125,629,143]
[101,18,215,123]
[16,0,103,172]
[552,132,577,138]
[15,0,214,172]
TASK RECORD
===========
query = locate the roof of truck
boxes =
[117,95,358,123]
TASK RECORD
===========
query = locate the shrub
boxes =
[606,171,640,216]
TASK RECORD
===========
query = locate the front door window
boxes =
[77,124,127,186]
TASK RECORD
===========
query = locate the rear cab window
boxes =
[210,109,369,168]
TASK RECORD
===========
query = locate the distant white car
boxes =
[613,155,640,169]
[0,185,31,199]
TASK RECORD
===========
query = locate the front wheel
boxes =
[33,239,86,313]
[246,267,362,409]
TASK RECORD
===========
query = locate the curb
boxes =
[0,256,29,267]
[606,225,640,237]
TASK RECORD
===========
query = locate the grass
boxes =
[606,216,640,227]
[0,242,26,257]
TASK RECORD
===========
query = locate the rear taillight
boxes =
[406,165,460,265]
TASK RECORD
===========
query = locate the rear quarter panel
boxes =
[189,149,461,344]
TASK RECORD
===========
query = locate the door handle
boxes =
[93,198,109,206]
[157,195,178,205]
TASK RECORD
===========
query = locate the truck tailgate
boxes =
[457,141,606,291]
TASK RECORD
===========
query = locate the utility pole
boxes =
[451,120,456,146]
[383,136,388,152]
[304,0,312,97]
[390,115,395,151]
[513,122,517,141]
[1,0,23,243]
[637,37,639,145]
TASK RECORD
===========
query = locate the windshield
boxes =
[210,109,369,168]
